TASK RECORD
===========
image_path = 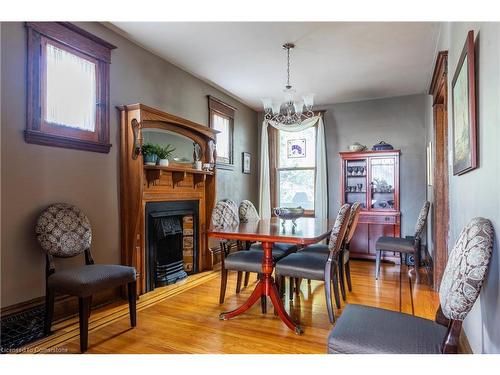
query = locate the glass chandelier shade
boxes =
[261,43,315,125]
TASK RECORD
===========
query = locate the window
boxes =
[25,22,116,153]
[274,126,317,215]
[208,96,235,169]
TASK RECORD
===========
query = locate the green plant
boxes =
[155,144,176,159]
[141,143,157,157]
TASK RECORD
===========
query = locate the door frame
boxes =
[428,51,449,291]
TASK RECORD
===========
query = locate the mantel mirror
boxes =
[142,128,198,165]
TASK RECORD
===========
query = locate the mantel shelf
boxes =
[144,165,214,187]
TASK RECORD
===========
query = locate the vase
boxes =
[159,159,169,167]
[144,154,157,165]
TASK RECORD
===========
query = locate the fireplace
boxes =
[145,201,199,292]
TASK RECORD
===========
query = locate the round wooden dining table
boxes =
[208,217,334,334]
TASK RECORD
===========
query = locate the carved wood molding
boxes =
[429,51,448,105]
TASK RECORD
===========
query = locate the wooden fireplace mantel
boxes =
[118,103,219,295]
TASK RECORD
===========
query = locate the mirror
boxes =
[142,128,195,163]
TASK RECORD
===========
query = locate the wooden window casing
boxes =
[208,96,235,170]
[25,22,116,153]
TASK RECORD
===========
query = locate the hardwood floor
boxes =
[21,260,439,354]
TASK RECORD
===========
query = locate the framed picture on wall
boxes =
[451,30,477,175]
[242,152,251,174]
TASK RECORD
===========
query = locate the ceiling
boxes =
[108,22,440,110]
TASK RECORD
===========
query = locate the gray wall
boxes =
[317,94,428,238]
[0,22,259,308]
[426,22,500,353]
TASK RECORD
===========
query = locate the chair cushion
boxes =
[327,304,447,354]
[376,236,415,253]
[249,242,297,259]
[48,264,136,297]
[275,252,328,281]
[298,243,329,255]
[224,251,265,273]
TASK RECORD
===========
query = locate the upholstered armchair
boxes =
[275,204,351,323]
[35,203,137,353]
[375,201,430,282]
[327,217,494,354]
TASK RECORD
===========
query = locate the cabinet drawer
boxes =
[361,214,397,224]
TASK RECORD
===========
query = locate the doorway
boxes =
[428,51,449,290]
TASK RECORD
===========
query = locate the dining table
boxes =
[208,217,334,334]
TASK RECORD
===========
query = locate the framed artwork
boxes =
[451,30,477,175]
[287,139,306,158]
[242,152,251,174]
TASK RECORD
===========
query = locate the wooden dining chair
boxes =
[327,217,494,354]
[238,200,297,289]
[35,203,137,353]
[298,202,362,300]
[375,201,430,282]
[275,204,351,323]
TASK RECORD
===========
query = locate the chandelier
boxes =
[261,43,315,125]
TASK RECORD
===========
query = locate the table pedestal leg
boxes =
[219,242,302,334]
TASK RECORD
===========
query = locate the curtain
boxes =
[46,43,96,131]
[259,115,328,220]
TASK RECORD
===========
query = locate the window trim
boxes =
[208,96,235,170]
[25,22,116,153]
[271,126,317,217]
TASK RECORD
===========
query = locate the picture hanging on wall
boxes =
[451,30,477,175]
[287,139,306,158]
[242,152,251,174]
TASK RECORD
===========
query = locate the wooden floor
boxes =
[22,260,439,354]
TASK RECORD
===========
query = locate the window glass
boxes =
[45,43,96,131]
[213,113,230,161]
[278,169,315,210]
[278,127,316,168]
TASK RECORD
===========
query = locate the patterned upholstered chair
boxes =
[238,200,297,289]
[375,201,430,282]
[35,203,137,353]
[212,201,265,312]
[275,204,351,323]
[327,217,494,354]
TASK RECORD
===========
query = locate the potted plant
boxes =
[141,143,158,165]
[156,144,176,167]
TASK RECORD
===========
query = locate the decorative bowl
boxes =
[372,141,394,151]
[348,142,367,152]
[273,207,304,232]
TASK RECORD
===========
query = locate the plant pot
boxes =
[144,154,158,165]
[159,159,169,167]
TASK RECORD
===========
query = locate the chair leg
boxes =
[414,249,421,284]
[236,271,242,293]
[345,260,353,292]
[219,269,228,304]
[261,295,267,314]
[127,281,137,327]
[44,289,55,335]
[375,250,381,279]
[338,258,347,301]
[87,295,92,319]
[307,279,311,285]
[244,272,250,287]
[332,265,341,309]
[289,277,294,301]
[78,296,91,353]
[294,278,301,294]
[324,278,335,324]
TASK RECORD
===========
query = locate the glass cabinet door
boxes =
[369,157,395,210]
[344,159,367,209]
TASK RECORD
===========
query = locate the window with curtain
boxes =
[25,22,115,153]
[276,126,317,213]
[208,96,235,169]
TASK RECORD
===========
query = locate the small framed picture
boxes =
[242,152,251,174]
[287,139,306,158]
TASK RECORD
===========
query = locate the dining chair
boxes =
[275,204,351,323]
[213,201,268,312]
[375,201,430,282]
[298,202,362,300]
[327,217,494,354]
[35,203,137,353]
[238,200,297,289]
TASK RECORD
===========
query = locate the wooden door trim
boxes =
[429,51,449,290]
